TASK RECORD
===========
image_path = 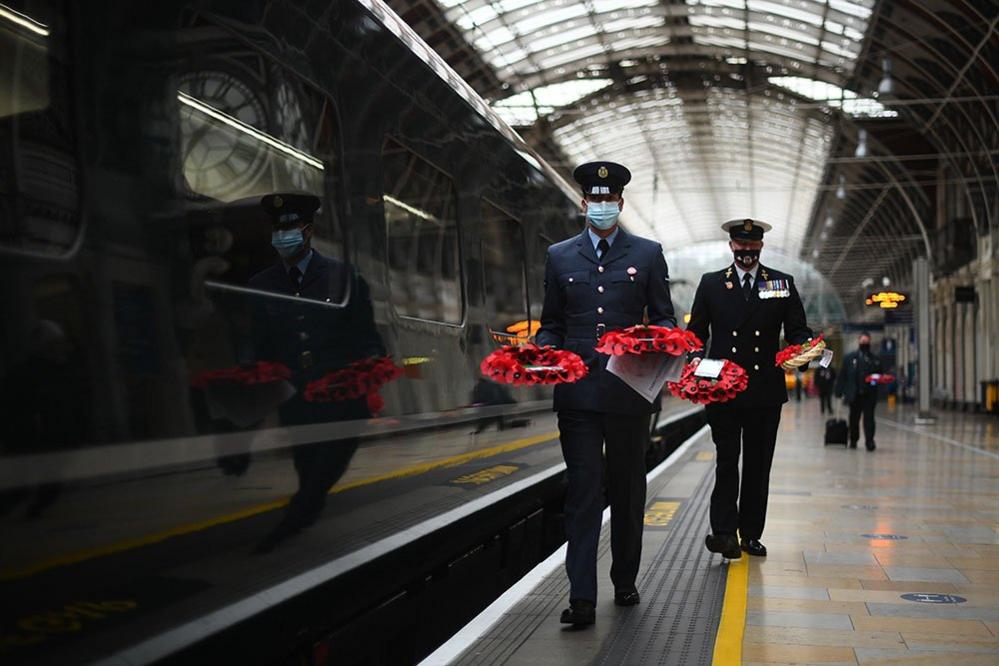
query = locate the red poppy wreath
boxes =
[480,344,588,386]
[595,325,703,356]
[774,334,826,370]
[864,373,895,385]
[304,356,404,416]
[191,361,292,388]
[667,360,749,405]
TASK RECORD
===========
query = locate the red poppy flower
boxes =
[667,360,748,405]
[191,361,292,388]
[480,344,588,386]
[596,325,702,356]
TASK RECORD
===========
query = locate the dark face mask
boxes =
[734,249,760,269]
[859,342,871,352]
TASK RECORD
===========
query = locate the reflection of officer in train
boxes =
[535,161,676,626]
[249,193,385,553]
[687,219,813,559]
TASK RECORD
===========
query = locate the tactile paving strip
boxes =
[596,469,726,666]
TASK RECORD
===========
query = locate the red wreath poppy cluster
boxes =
[480,344,588,386]
[191,361,292,388]
[595,325,703,356]
[864,373,896,385]
[774,334,825,367]
[667,360,749,405]
[303,356,403,415]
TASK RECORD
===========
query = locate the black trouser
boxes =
[819,389,833,414]
[705,404,782,540]
[558,410,648,603]
[284,438,360,529]
[848,392,877,445]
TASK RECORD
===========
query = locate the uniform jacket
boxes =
[834,349,883,403]
[687,263,812,408]
[535,228,676,414]
[248,251,385,424]
[815,366,836,392]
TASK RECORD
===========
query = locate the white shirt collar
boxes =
[734,263,758,285]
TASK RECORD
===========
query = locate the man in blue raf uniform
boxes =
[249,193,385,553]
[536,161,676,626]
[687,219,813,559]
[834,331,882,451]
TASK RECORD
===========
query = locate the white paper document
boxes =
[819,348,835,368]
[693,358,725,379]
[606,353,687,403]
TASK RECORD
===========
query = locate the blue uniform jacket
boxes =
[686,264,812,408]
[535,228,676,415]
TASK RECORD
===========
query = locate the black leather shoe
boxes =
[559,599,595,626]
[741,539,767,557]
[848,441,858,449]
[614,589,640,606]
[705,534,742,559]
[865,440,876,451]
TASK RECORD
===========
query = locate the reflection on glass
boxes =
[383,137,462,324]
[481,200,530,343]
[178,74,323,203]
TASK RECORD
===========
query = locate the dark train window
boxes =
[382,137,463,324]
[0,0,81,257]
[481,201,531,343]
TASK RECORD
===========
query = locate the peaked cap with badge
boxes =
[261,192,321,225]
[572,161,632,195]
[721,217,772,241]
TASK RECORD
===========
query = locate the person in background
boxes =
[834,331,881,451]
[815,363,836,414]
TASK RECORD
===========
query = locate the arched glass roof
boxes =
[436,0,880,255]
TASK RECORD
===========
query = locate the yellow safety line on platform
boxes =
[0,431,558,581]
[712,555,748,666]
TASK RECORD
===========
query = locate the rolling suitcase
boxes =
[824,413,848,446]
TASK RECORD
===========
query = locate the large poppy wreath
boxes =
[774,334,826,370]
[480,344,588,386]
[191,361,292,388]
[304,356,404,415]
[595,325,703,356]
[667,360,749,405]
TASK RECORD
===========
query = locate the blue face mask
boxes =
[271,228,305,258]
[586,201,620,230]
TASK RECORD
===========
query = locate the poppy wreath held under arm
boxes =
[191,361,292,388]
[303,356,404,415]
[863,373,895,385]
[666,360,749,405]
[480,344,588,386]
[774,334,826,370]
[594,325,703,356]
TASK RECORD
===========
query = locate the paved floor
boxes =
[444,399,999,665]
[745,400,999,665]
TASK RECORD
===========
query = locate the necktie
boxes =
[289,266,303,286]
[742,272,753,301]
[597,238,610,260]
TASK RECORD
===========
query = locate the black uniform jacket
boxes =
[535,228,676,415]
[834,349,883,403]
[248,251,385,423]
[687,263,812,408]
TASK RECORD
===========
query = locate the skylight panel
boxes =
[747,0,825,26]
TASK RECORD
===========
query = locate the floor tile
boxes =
[748,597,870,616]
[748,610,854,630]
[745,626,903,649]
[851,615,992,636]
[882,566,969,584]
[743,643,857,663]
[749,584,831,600]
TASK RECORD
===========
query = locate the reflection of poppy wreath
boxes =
[480,344,588,386]
[595,325,703,356]
[191,361,292,388]
[864,373,895,385]
[667,360,749,405]
[774,334,825,370]
[303,357,403,416]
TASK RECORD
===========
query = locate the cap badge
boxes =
[274,195,283,208]
[598,166,608,179]
[743,219,753,231]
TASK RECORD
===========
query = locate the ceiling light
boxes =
[877,58,894,96]
[836,175,846,200]
[854,128,868,158]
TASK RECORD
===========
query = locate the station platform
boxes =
[425,401,999,665]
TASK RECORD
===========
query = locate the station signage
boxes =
[865,291,908,309]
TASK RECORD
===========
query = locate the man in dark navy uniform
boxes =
[687,219,813,559]
[249,193,385,552]
[535,161,676,625]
